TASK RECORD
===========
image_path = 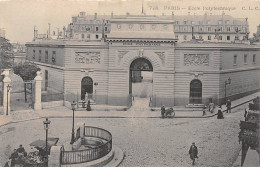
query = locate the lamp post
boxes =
[6,84,11,115]
[43,117,51,166]
[70,101,77,144]
[224,77,231,104]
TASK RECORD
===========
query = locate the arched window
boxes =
[190,79,202,104]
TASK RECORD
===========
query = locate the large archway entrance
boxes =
[189,79,202,104]
[129,58,153,108]
[81,76,93,100]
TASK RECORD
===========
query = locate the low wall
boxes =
[42,100,64,109]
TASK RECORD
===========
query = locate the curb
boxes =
[0,97,256,127]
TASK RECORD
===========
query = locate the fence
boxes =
[61,126,112,165]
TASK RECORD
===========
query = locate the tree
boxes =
[13,62,40,81]
[13,62,40,102]
[0,37,13,81]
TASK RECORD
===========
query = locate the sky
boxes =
[0,0,260,44]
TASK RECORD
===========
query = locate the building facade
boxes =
[26,14,260,107]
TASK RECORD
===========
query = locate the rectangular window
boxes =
[207,27,211,31]
[208,36,211,40]
[175,35,178,39]
[183,21,187,25]
[184,35,187,40]
[227,27,230,31]
[227,36,230,40]
[39,50,42,62]
[104,27,107,31]
[253,54,256,63]
[95,27,98,31]
[96,34,99,39]
[244,54,247,64]
[52,51,56,64]
[81,34,85,39]
[233,55,237,65]
[87,34,90,39]
[105,35,107,38]
[33,50,35,59]
[199,36,203,40]
[235,36,239,40]
[219,36,222,40]
[45,50,48,63]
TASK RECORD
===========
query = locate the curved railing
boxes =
[61,126,112,164]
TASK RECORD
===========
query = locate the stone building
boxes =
[60,12,249,43]
[26,14,260,107]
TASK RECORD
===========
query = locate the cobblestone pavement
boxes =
[0,105,246,167]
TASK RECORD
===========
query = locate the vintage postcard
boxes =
[0,0,259,167]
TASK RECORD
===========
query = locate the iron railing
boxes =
[61,126,112,165]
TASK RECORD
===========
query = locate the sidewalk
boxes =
[0,91,259,127]
[233,147,260,167]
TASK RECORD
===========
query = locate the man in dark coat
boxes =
[226,99,231,113]
[189,142,198,165]
[161,105,165,118]
[10,149,18,167]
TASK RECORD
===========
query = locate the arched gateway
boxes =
[129,58,153,95]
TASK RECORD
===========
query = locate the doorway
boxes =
[189,79,202,104]
[81,76,93,100]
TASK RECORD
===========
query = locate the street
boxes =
[0,107,245,167]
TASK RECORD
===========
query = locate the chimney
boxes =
[222,11,225,21]
[204,12,207,23]
[172,11,174,19]
[94,12,97,20]
[111,11,113,18]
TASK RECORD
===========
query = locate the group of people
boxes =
[6,145,27,167]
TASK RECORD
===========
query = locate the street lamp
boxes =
[70,101,77,144]
[6,84,11,115]
[43,117,51,165]
[224,77,231,104]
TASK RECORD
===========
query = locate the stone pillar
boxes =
[76,122,85,137]
[1,69,11,115]
[34,71,42,110]
[49,145,64,167]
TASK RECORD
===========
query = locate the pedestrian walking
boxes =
[86,100,91,111]
[217,107,224,119]
[209,102,214,113]
[203,105,207,116]
[161,105,165,118]
[244,108,248,121]
[226,99,231,113]
[189,142,198,165]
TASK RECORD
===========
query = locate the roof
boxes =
[176,40,260,49]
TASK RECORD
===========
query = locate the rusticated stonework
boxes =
[184,54,209,66]
[75,52,101,64]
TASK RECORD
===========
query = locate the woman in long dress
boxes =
[217,107,224,119]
